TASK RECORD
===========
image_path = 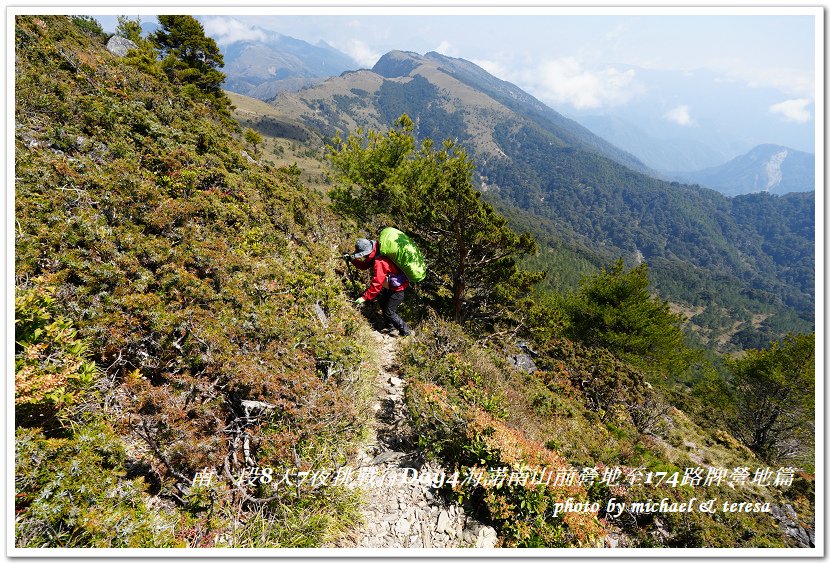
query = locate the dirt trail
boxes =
[335,330,497,549]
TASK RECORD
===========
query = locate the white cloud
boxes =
[769,98,812,123]
[664,105,693,126]
[514,57,641,110]
[202,17,267,45]
[716,65,814,99]
[434,40,458,57]
[473,58,509,81]
[341,39,382,68]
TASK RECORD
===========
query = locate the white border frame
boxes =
[6,4,824,560]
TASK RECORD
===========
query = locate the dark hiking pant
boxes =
[379,288,411,335]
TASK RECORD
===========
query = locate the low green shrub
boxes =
[15,282,98,426]
[15,420,177,548]
[400,318,603,547]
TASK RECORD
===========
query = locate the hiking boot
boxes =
[381,327,399,337]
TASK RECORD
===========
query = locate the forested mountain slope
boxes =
[13,16,814,551]
[260,51,814,351]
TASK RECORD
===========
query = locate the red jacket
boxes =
[352,243,409,301]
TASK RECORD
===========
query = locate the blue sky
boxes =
[96,10,816,114]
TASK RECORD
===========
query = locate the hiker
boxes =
[349,237,413,337]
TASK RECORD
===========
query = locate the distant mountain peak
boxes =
[762,148,788,191]
[372,50,428,78]
[674,144,813,196]
[220,31,359,99]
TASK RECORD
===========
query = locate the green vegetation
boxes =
[724,334,815,464]
[563,259,696,377]
[152,15,232,115]
[14,15,814,550]
[15,283,98,427]
[398,318,808,548]
[69,15,104,37]
[244,127,264,154]
[262,50,814,352]
[377,75,468,143]
[399,318,603,547]
[327,115,542,327]
[15,15,372,548]
[483,122,814,352]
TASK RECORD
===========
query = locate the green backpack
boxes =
[378,227,427,283]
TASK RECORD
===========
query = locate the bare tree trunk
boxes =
[452,276,465,323]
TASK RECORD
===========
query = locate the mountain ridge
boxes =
[13,16,816,550]
[220,31,359,99]
[372,50,652,175]
[672,144,815,196]
[261,49,814,349]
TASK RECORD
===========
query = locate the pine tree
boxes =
[328,115,542,326]
[726,333,814,462]
[244,128,264,155]
[151,15,230,115]
[564,259,693,375]
[115,15,142,43]
[116,16,163,78]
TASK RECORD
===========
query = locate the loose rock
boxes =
[329,329,498,549]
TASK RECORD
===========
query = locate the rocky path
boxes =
[335,330,497,549]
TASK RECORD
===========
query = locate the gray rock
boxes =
[518,341,539,357]
[389,375,403,386]
[383,512,399,523]
[404,506,417,521]
[20,131,42,149]
[312,302,329,327]
[508,353,537,374]
[770,503,814,548]
[463,527,477,545]
[436,509,451,534]
[240,150,258,164]
[394,518,411,535]
[106,35,137,57]
[422,521,432,547]
[370,450,403,465]
[475,525,498,548]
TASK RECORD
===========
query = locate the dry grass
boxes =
[226,90,331,192]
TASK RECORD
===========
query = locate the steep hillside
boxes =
[14,17,814,551]
[224,90,330,191]
[15,15,374,548]
[263,50,814,351]
[414,51,652,175]
[674,144,815,196]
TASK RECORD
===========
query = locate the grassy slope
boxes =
[15,16,375,548]
[13,16,814,549]
[398,319,814,548]
[226,90,331,192]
